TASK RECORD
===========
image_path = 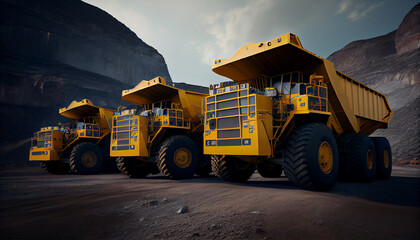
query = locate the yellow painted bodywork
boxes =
[211,33,391,134]
[29,127,62,161]
[29,99,115,162]
[204,33,392,158]
[204,93,273,156]
[110,77,208,159]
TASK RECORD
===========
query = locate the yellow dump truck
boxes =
[204,33,392,190]
[29,99,116,174]
[111,77,210,179]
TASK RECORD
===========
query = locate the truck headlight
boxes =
[206,140,216,146]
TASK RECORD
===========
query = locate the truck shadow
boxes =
[178,173,420,208]
[242,176,420,208]
[331,176,420,207]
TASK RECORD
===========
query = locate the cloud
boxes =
[336,0,353,14]
[348,2,385,21]
[201,0,275,62]
[197,0,316,65]
[336,0,385,21]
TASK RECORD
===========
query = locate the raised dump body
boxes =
[121,76,205,124]
[59,99,115,136]
[211,33,391,136]
[111,77,210,179]
[29,99,116,174]
[205,33,392,190]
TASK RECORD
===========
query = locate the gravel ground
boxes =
[0,166,419,240]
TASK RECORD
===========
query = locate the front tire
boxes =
[283,123,339,190]
[211,155,255,183]
[117,157,151,178]
[70,142,103,174]
[41,161,70,174]
[157,135,199,179]
[257,161,282,178]
[196,155,212,176]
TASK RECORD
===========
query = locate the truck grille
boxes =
[112,115,137,150]
[205,84,254,145]
[37,141,45,148]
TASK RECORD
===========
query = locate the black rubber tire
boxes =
[157,135,200,179]
[100,135,118,173]
[337,133,356,180]
[211,155,255,183]
[371,137,392,179]
[117,157,151,178]
[102,157,118,173]
[257,161,282,178]
[347,135,377,182]
[40,162,70,174]
[283,123,339,190]
[70,142,103,174]
[196,155,212,176]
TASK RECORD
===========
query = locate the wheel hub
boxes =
[81,151,97,168]
[318,141,333,174]
[384,149,390,168]
[174,148,192,168]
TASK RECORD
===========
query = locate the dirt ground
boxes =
[0,166,419,240]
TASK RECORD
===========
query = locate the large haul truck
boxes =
[110,77,210,179]
[204,33,392,190]
[29,99,116,174]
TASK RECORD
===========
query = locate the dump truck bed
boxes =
[212,33,392,135]
[59,99,114,119]
[122,77,208,122]
[59,99,115,130]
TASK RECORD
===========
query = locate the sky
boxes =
[84,0,418,87]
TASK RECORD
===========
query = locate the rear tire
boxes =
[257,162,282,178]
[40,162,70,174]
[157,135,199,179]
[70,142,103,174]
[117,157,151,178]
[371,137,392,179]
[347,135,376,182]
[337,133,356,180]
[211,155,255,183]
[283,123,339,190]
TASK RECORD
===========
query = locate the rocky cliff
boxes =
[0,0,172,86]
[328,4,420,165]
[0,0,174,165]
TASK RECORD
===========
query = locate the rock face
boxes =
[327,4,420,164]
[0,0,172,86]
[0,0,174,165]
